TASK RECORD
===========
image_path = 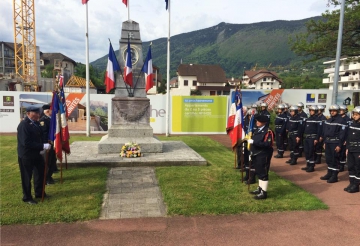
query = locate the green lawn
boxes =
[0,134,327,225]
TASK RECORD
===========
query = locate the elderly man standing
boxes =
[17,106,51,204]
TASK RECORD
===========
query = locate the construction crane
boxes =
[13,0,38,90]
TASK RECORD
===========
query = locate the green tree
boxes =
[290,0,360,62]
[158,79,167,94]
[74,63,105,88]
[41,64,54,78]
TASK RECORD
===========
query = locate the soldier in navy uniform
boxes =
[319,105,347,183]
[259,102,271,127]
[315,105,327,164]
[247,114,274,199]
[243,109,256,184]
[297,102,308,157]
[338,105,351,172]
[301,105,320,172]
[286,105,303,165]
[283,103,290,151]
[17,106,51,204]
[274,104,287,158]
[40,104,57,185]
[344,107,360,193]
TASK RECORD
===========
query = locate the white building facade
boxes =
[323,57,360,90]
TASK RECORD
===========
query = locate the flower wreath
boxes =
[120,142,142,158]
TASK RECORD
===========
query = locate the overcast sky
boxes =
[0,0,331,63]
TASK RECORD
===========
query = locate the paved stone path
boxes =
[100,167,167,219]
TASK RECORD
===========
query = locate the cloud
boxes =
[1,0,326,63]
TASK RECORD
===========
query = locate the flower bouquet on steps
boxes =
[120,142,142,158]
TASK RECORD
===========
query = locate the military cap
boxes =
[42,104,51,110]
[26,106,40,113]
[255,114,269,123]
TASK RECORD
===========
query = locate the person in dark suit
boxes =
[247,114,274,199]
[40,104,57,185]
[17,106,51,204]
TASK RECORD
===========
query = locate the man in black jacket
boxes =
[40,104,57,185]
[17,106,51,204]
[286,106,303,165]
[274,104,287,158]
[319,105,347,183]
[247,114,274,200]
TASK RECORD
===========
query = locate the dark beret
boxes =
[42,104,51,110]
[255,114,269,123]
[26,106,40,113]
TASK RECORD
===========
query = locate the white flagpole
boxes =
[128,0,130,21]
[165,0,171,137]
[85,2,90,137]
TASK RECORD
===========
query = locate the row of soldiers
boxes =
[273,102,360,193]
[237,102,360,197]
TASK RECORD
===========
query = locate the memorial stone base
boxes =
[98,97,163,154]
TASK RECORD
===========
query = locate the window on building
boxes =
[223,91,230,95]
[263,78,266,81]
[343,83,348,87]
[193,80,197,86]
[267,83,269,85]
[210,91,216,96]
[351,83,355,86]
[4,49,9,57]
[217,90,221,95]
[271,78,274,81]
[184,80,188,86]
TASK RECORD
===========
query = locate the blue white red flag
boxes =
[122,0,127,7]
[165,0,169,10]
[104,43,120,93]
[227,89,245,149]
[82,0,89,4]
[142,46,153,92]
[124,40,133,87]
[49,92,63,160]
[59,75,64,87]
[59,95,70,154]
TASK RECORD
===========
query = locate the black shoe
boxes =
[250,186,261,195]
[327,175,338,183]
[347,184,360,193]
[339,165,345,172]
[285,159,292,164]
[245,179,256,185]
[290,160,297,165]
[274,154,283,158]
[24,199,37,205]
[35,193,50,199]
[301,166,308,170]
[344,183,352,192]
[306,167,315,172]
[254,190,267,200]
[320,170,332,180]
[298,153,302,158]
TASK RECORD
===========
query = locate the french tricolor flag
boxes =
[124,39,133,87]
[227,89,245,149]
[142,46,153,92]
[49,92,63,160]
[104,43,120,93]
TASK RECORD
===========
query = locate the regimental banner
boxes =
[171,96,228,134]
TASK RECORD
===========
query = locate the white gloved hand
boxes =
[247,139,254,144]
[40,150,45,155]
[43,143,51,150]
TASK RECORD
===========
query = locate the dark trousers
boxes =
[18,156,45,201]
[347,152,360,179]
[253,150,273,181]
[315,140,324,157]
[44,148,57,181]
[299,136,304,154]
[304,138,316,167]
[236,143,249,168]
[288,134,299,160]
[324,143,340,171]
[339,145,347,167]
[284,132,288,150]
[275,132,285,155]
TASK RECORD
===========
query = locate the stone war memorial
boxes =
[67,20,206,167]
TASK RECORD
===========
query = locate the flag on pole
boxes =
[59,75,64,87]
[49,92,63,160]
[227,89,245,149]
[165,0,168,10]
[59,96,70,155]
[122,0,127,6]
[104,43,120,93]
[124,40,133,87]
[142,46,153,92]
[82,0,89,4]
